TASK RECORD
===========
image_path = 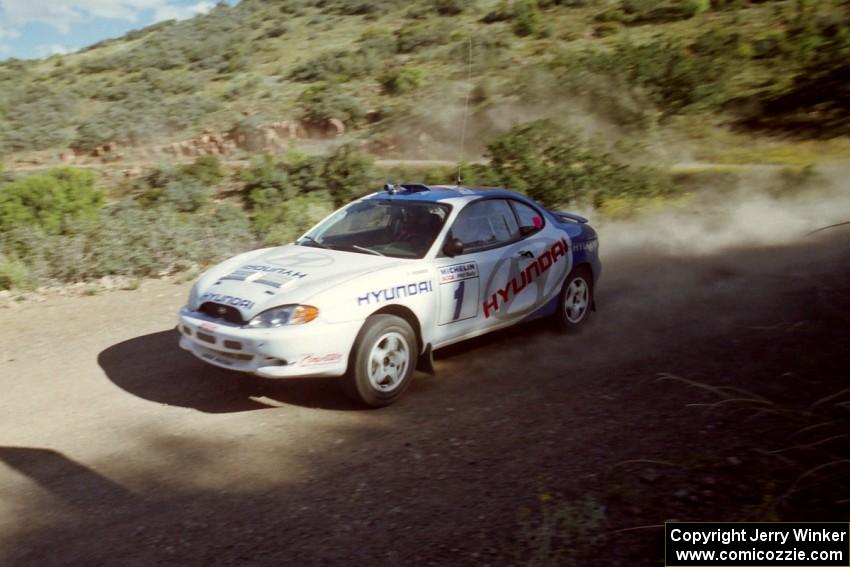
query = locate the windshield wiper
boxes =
[351,245,385,257]
[298,236,329,249]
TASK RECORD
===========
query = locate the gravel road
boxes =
[1,209,848,565]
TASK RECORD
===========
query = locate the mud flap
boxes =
[416,343,435,375]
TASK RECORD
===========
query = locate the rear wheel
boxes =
[342,315,418,407]
[555,266,593,333]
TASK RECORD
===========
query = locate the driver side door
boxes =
[431,198,568,347]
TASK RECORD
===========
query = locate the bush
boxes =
[379,66,428,95]
[252,193,335,245]
[0,254,34,290]
[242,147,375,243]
[481,0,544,36]
[565,34,733,113]
[621,0,709,22]
[0,86,78,152]
[157,180,212,213]
[396,21,449,53]
[482,0,513,23]
[0,168,103,234]
[323,144,376,206]
[289,49,381,83]
[137,158,224,212]
[433,0,464,15]
[484,120,672,207]
[297,83,366,125]
[180,155,226,186]
[358,27,397,53]
[512,0,543,37]
[0,201,256,285]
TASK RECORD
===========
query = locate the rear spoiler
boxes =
[550,210,588,224]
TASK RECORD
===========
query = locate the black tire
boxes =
[341,314,418,407]
[555,266,593,333]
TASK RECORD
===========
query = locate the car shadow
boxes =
[97,329,364,413]
[0,446,135,506]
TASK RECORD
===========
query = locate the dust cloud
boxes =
[597,165,850,259]
[537,163,850,369]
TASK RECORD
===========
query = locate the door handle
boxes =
[518,250,535,259]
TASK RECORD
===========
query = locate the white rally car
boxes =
[178,184,601,406]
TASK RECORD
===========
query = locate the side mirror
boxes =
[443,238,464,258]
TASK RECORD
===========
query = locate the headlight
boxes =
[248,305,319,328]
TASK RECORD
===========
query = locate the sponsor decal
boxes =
[572,239,598,254]
[483,239,569,318]
[243,264,308,279]
[200,293,256,310]
[301,353,342,366]
[220,264,308,286]
[357,280,434,306]
[439,262,479,284]
[199,322,219,332]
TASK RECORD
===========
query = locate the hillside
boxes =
[1,0,849,166]
[1,0,849,291]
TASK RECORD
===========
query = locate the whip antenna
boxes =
[456,38,473,186]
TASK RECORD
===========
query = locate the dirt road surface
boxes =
[1,217,849,565]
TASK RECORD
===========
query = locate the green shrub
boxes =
[565,34,733,113]
[512,0,543,37]
[0,201,256,285]
[358,27,397,53]
[137,158,223,212]
[323,144,377,206]
[180,155,226,186]
[297,83,366,125]
[289,49,381,83]
[242,147,375,243]
[0,168,103,234]
[484,120,672,207]
[621,0,709,22]
[482,0,513,23]
[158,180,212,213]
[396,21,449,53]
[433,0,464,15]
[379,66,428,95]
[253,193,335,245]
[481,0,544,37]
[449,32,513,72]
[0,254,34,290]
[262,23,290,38]
[240,154,291,197]
[0,86,78,152]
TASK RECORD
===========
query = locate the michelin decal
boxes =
[439,262,479,284]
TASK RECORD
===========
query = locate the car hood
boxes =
[191,245,405,321]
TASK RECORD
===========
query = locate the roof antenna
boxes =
[456,38,473,187]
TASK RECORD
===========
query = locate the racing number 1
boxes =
[452,280,465,321]
[437,262,479,325]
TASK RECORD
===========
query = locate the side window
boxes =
[451,199,519,251]
[511,200,545,236]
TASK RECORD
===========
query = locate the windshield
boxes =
[297,199,451,259]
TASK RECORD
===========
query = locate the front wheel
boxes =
[555,266,593,333]
[342,314,418,407]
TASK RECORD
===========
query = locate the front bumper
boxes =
[177,307,361,378]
